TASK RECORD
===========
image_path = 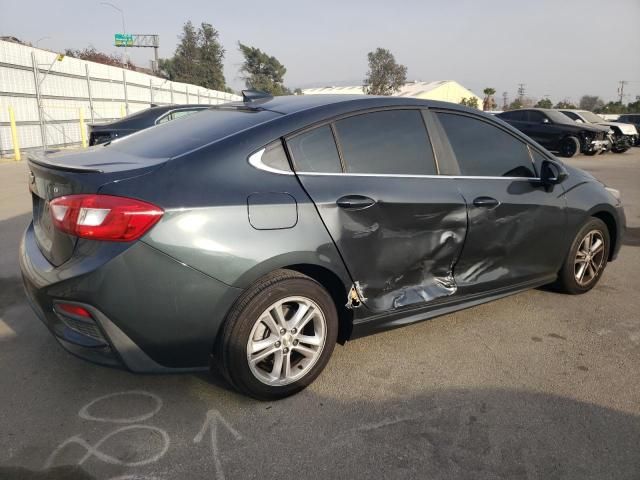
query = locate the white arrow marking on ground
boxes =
[193,409,242,480]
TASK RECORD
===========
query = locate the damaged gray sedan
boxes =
[21,93,625,399]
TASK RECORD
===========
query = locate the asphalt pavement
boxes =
[0,150,639,479]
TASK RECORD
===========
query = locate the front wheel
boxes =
[215,269,338,400]
[559,136,581,158]
[612,145,630,154]
[555,218,610,294]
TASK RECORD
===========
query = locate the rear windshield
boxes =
[108,108,279,158]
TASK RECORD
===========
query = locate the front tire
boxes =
[556,218,610,294]
[215,269,338,400]
[559,136,581,158]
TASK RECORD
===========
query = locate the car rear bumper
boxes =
[20,222,243,372]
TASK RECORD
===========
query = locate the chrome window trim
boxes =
[248,148,295,175]
[296,171,540,181]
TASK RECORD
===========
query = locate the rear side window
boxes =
[157,109,203,124]
[436,112,535,178]
[110,109,279,159]
[288,125,342,173]
[499,111,526,121]
[334,110,436,175]
[260,141,291,172]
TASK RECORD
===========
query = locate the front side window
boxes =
[334,110,437,175]
[288,125,342,173]
[527,111,548,123]
[560,111,580,122]
[436,112,535,178]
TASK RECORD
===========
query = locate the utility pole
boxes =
[502,91,508,109]
[101,2,127,68]
[517,83,526,102]
[618,80,628,103]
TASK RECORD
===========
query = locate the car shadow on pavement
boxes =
[0,212,32,278]
[0,466,95,480]
[622,226,640,247]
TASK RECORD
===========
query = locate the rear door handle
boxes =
[472,196,500,209]
[336,195,376,210]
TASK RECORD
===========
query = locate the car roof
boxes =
[228,94,488,114]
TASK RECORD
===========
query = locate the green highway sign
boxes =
[114,33,134,47]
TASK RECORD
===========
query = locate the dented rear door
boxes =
[287,109,468,313]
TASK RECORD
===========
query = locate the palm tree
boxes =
[483,87,496,111]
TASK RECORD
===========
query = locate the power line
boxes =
[517,83,526,101]
[618,80,628,103]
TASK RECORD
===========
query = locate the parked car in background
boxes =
[558,109,638,153]
[617,114,640,146]
[21,94,625,399]
[497,108,610,157]
[88,104,209,145]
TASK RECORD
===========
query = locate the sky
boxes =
[2,0,640,103]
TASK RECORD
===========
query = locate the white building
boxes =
[302,80,482,106]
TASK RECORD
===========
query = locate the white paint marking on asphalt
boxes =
[44,425,170,469]
[193,409,242,480]
[78,390,163,423]
[0,318,16,340]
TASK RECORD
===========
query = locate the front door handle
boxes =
[336,195,376,210]
[472,196,500,209]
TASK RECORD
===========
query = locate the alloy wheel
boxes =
[246,296,327,386]
[574,230,605,286]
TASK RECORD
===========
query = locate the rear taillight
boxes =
[56,303,92,318]
[49,194,163,241]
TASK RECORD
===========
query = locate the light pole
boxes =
[100,2,128,68]
[35,36,51,48]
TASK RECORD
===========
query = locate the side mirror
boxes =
[542,118,550,124]
[540,159,568,186]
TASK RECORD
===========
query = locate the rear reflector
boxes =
[56,303,92,318]
[49,194,163,241]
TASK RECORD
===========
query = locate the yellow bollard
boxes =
[121,104,126,118]
[8,106,21,161]
[79,108,87,148]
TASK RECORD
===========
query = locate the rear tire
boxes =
[215,269,338,400]
[559,136,581,158]
[555,218,610,294]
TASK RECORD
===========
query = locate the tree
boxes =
[158,21,227,91]
[554,100,576,109]
[65,46,133,68]
[197,23,226,91]
[627,96,640,113]
[579,95,604,112]
[238,43,290,96]
[534,98,553,109]
[482,87,496,111]
[507,98,523,110]
[460,97,479,109]
[597,101,627,114]
[363,48,407,96]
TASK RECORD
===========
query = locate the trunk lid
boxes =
[28,147,168,266]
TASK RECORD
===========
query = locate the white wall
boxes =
[0,40,241,155]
